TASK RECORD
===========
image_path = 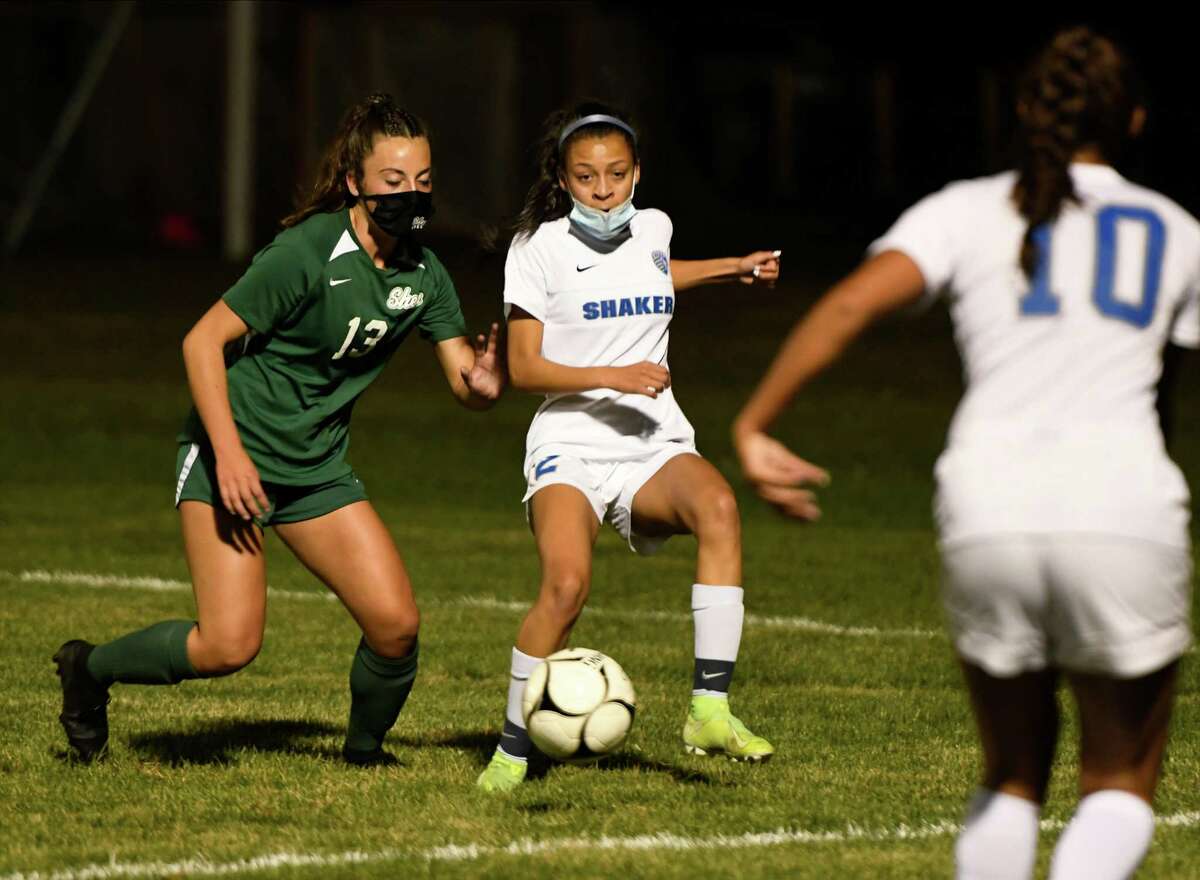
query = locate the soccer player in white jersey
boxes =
[732,29,1197,880]
[476,102,783,792]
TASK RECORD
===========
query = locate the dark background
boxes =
[3,3,1198,270]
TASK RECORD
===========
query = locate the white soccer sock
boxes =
[1048,790,1155,880]
[954,788,1040,880]
[692,584,744,697]
[498,647,541,762]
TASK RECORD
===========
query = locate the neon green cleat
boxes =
[682,696,775,762]
[476,750,528,793]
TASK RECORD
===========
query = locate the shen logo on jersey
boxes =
[651,250,669,275]
[582,295,674,320]
[387,286,425,311]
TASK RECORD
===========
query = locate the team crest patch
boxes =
[651,250,669,275]
[387,286,425,311]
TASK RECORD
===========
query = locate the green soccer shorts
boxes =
[174,442,368,526]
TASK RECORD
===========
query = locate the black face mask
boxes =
[360,190,434,240]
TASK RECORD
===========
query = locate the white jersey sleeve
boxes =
[503,234,550,321]
[868,184,966,305]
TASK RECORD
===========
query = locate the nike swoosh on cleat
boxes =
[330,277,352,286]
[700,671,727,680]
[501,732,517,738]
[576,265,597,272]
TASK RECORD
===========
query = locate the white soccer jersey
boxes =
[871,163,1200,548]
[503,209,696,471]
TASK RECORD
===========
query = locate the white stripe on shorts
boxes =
[174,443,200,506]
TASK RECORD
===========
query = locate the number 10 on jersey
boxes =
[1020,205,1166,329]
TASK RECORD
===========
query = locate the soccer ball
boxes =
[522,648,637,763]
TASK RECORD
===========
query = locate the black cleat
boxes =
[53,640,110,762]
[342,746,399,768]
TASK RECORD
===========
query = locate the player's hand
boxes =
[608,362,672,398]
[735,429,828,521]
[461,323,503,400]
[214,447,269,522]
[736,250,782,288]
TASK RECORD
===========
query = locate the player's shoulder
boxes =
[417,245,448,274]
[273,210,350,268]
[509,217,569,260]
[920,171,1017,212]
[633,207,672,235]
[1104,174,1200,240]
[415,246,457,295]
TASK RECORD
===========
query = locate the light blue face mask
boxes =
[569,181,637,240]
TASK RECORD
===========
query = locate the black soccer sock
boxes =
[85,620,200,686]
[344,637,418,757]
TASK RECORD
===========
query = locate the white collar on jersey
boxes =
[328,229,359,262]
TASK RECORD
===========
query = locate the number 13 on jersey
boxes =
[332,316,388,360]
[1020,205,1166,329]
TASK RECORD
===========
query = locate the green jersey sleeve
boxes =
[223,243,319,334]
[418,255,468,343]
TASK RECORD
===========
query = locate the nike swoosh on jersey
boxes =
[330,277,352,286]
[576,264,597,272]
[700,670,728,680]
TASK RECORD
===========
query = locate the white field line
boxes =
[3,569,941,639]
[2,811,1198,880]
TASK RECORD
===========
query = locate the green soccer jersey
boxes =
[179,210,467,485]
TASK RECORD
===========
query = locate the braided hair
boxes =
[1013,28,1139,277]
[282,94,428,228]
[511,101,638,242]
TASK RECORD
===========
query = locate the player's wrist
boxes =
[731,414,767,446]
[210,435,248,461]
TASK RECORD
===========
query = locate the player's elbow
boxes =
[181,325,205,362]
[823,283,880,330]
[507,353,538,391]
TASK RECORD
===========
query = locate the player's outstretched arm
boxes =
[732,250,926,520]
[182,300,269,521]
[670,250,781,291]
[435,323,505,410]
[508,307,670,398]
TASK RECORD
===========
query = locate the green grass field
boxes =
[1,252,1198,878]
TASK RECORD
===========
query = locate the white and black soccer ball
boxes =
[522,648,636,763]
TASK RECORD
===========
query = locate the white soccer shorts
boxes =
[941,535,1193,678]
[522,445,699,554]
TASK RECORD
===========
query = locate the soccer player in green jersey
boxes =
[53,94,503,766]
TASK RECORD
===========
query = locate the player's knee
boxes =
[539,570,590,623]
[693,488,740,543]
[364,605,421,658]
[196,633,262,676]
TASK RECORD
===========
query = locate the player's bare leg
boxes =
[631,454,772,761]
[955,662,1059,880]
[479,486,598,792]
[1048,663,1178,879]
[54,501,267,761]
[275,501,418,765]
[518,486,600,655]
[181,501,269,675]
